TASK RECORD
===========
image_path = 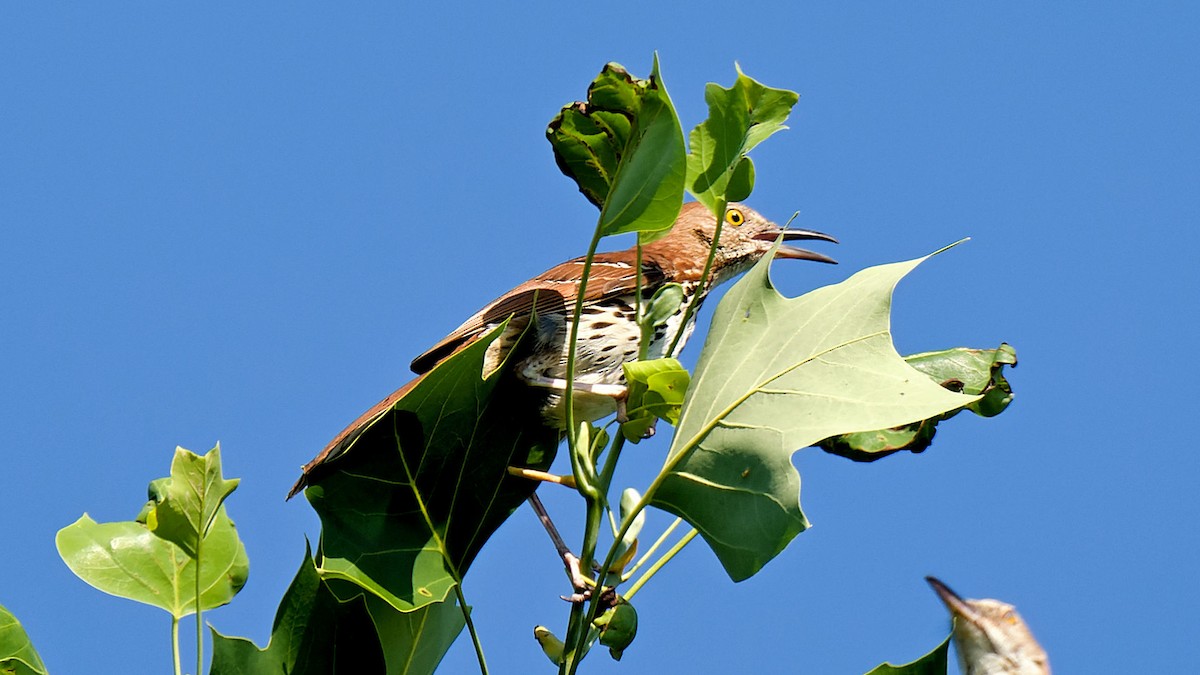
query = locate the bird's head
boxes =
[926,576,1050,675]
[656,201,837,285]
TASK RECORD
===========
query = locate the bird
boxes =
[926,576,1050,675]
[288,202,836,497]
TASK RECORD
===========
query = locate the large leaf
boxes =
[211,544,461,675]
[685,66,799,212]
[864,634,950,675]
[143,444,239,558]
[651,243,979,581]
[821,344,1017,460]
[210,545,380,674]
[546,55,686,237]
[0,602,46,675]
[56,510,248,617]
[364,591,465,675]
[307,321,559,612]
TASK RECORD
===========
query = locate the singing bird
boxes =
[289,202,836,497]
[926,576,1050,675]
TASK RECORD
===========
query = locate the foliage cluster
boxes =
[0,58,1016,675]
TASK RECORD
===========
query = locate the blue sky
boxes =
[3,3,1197,673]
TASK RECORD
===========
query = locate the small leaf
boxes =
[0,602,47,675]
[57,511,248,618]
[640,283,685,333]
[594,600,637,661]
[653,243,979,581]
[686,66,798,212]
[820,344,1017,460]
[607,488,645,580]
[144,444,239,558]
[621,359,690,442]
[546,56,686,237]
[864,634,950,675]
[534,626,566,665]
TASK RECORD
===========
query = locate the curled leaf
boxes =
[821,344,1017,460]
[546,55,686,238]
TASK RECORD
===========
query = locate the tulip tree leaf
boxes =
[143,444,239,558]
[56,511,248,617]
[547,55,686,238]
[864,634,950,675]
[305,319,559,612]
[363,591,466,675]
[0,602,47,675]
[210,544,460,675]
[652,243,979,581]
[821,344,1017,460]
[686,66,798,212]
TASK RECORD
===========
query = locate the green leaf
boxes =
[652,243,980,581]
[56,511,248,618]
[546,55,686,237]
[621,358,690,442]
[307,319,559,612]
[534,626,566,666]
[821,344,1017,460]
[864,634,951,675]
[594,600,637,661]
[685,66,798,212]
[907,343,1017,417]
[364,592,465,675]
[143,444,239,558]
[0,602,47,675]
[211,544,460,675]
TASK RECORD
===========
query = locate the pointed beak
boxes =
[926,576,983,625]
[755,227,838,264]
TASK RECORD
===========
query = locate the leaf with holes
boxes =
[547,55,686,238]
[652,242,980,581]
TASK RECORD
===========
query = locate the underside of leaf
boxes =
[653,243,980,581]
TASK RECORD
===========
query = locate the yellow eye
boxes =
[725,208,745,227]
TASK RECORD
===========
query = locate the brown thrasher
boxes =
[927,577,1051,675]
[289,202,835,497]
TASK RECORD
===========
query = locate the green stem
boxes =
[563,205,730,675]
[666,200,726,357]
[172,617,181,675]
[596,432,627,496]
[456,584,490,674]
[562,225,603,495]
[558,223,607,674]
[195,537,203,675]
[624,517,682,578]
[625,528,698,599]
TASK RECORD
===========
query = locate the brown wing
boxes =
[286,373,419,498]
[409,252,665,374]
[290,252,667,498]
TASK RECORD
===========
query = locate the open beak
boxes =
[755,227,838,264]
